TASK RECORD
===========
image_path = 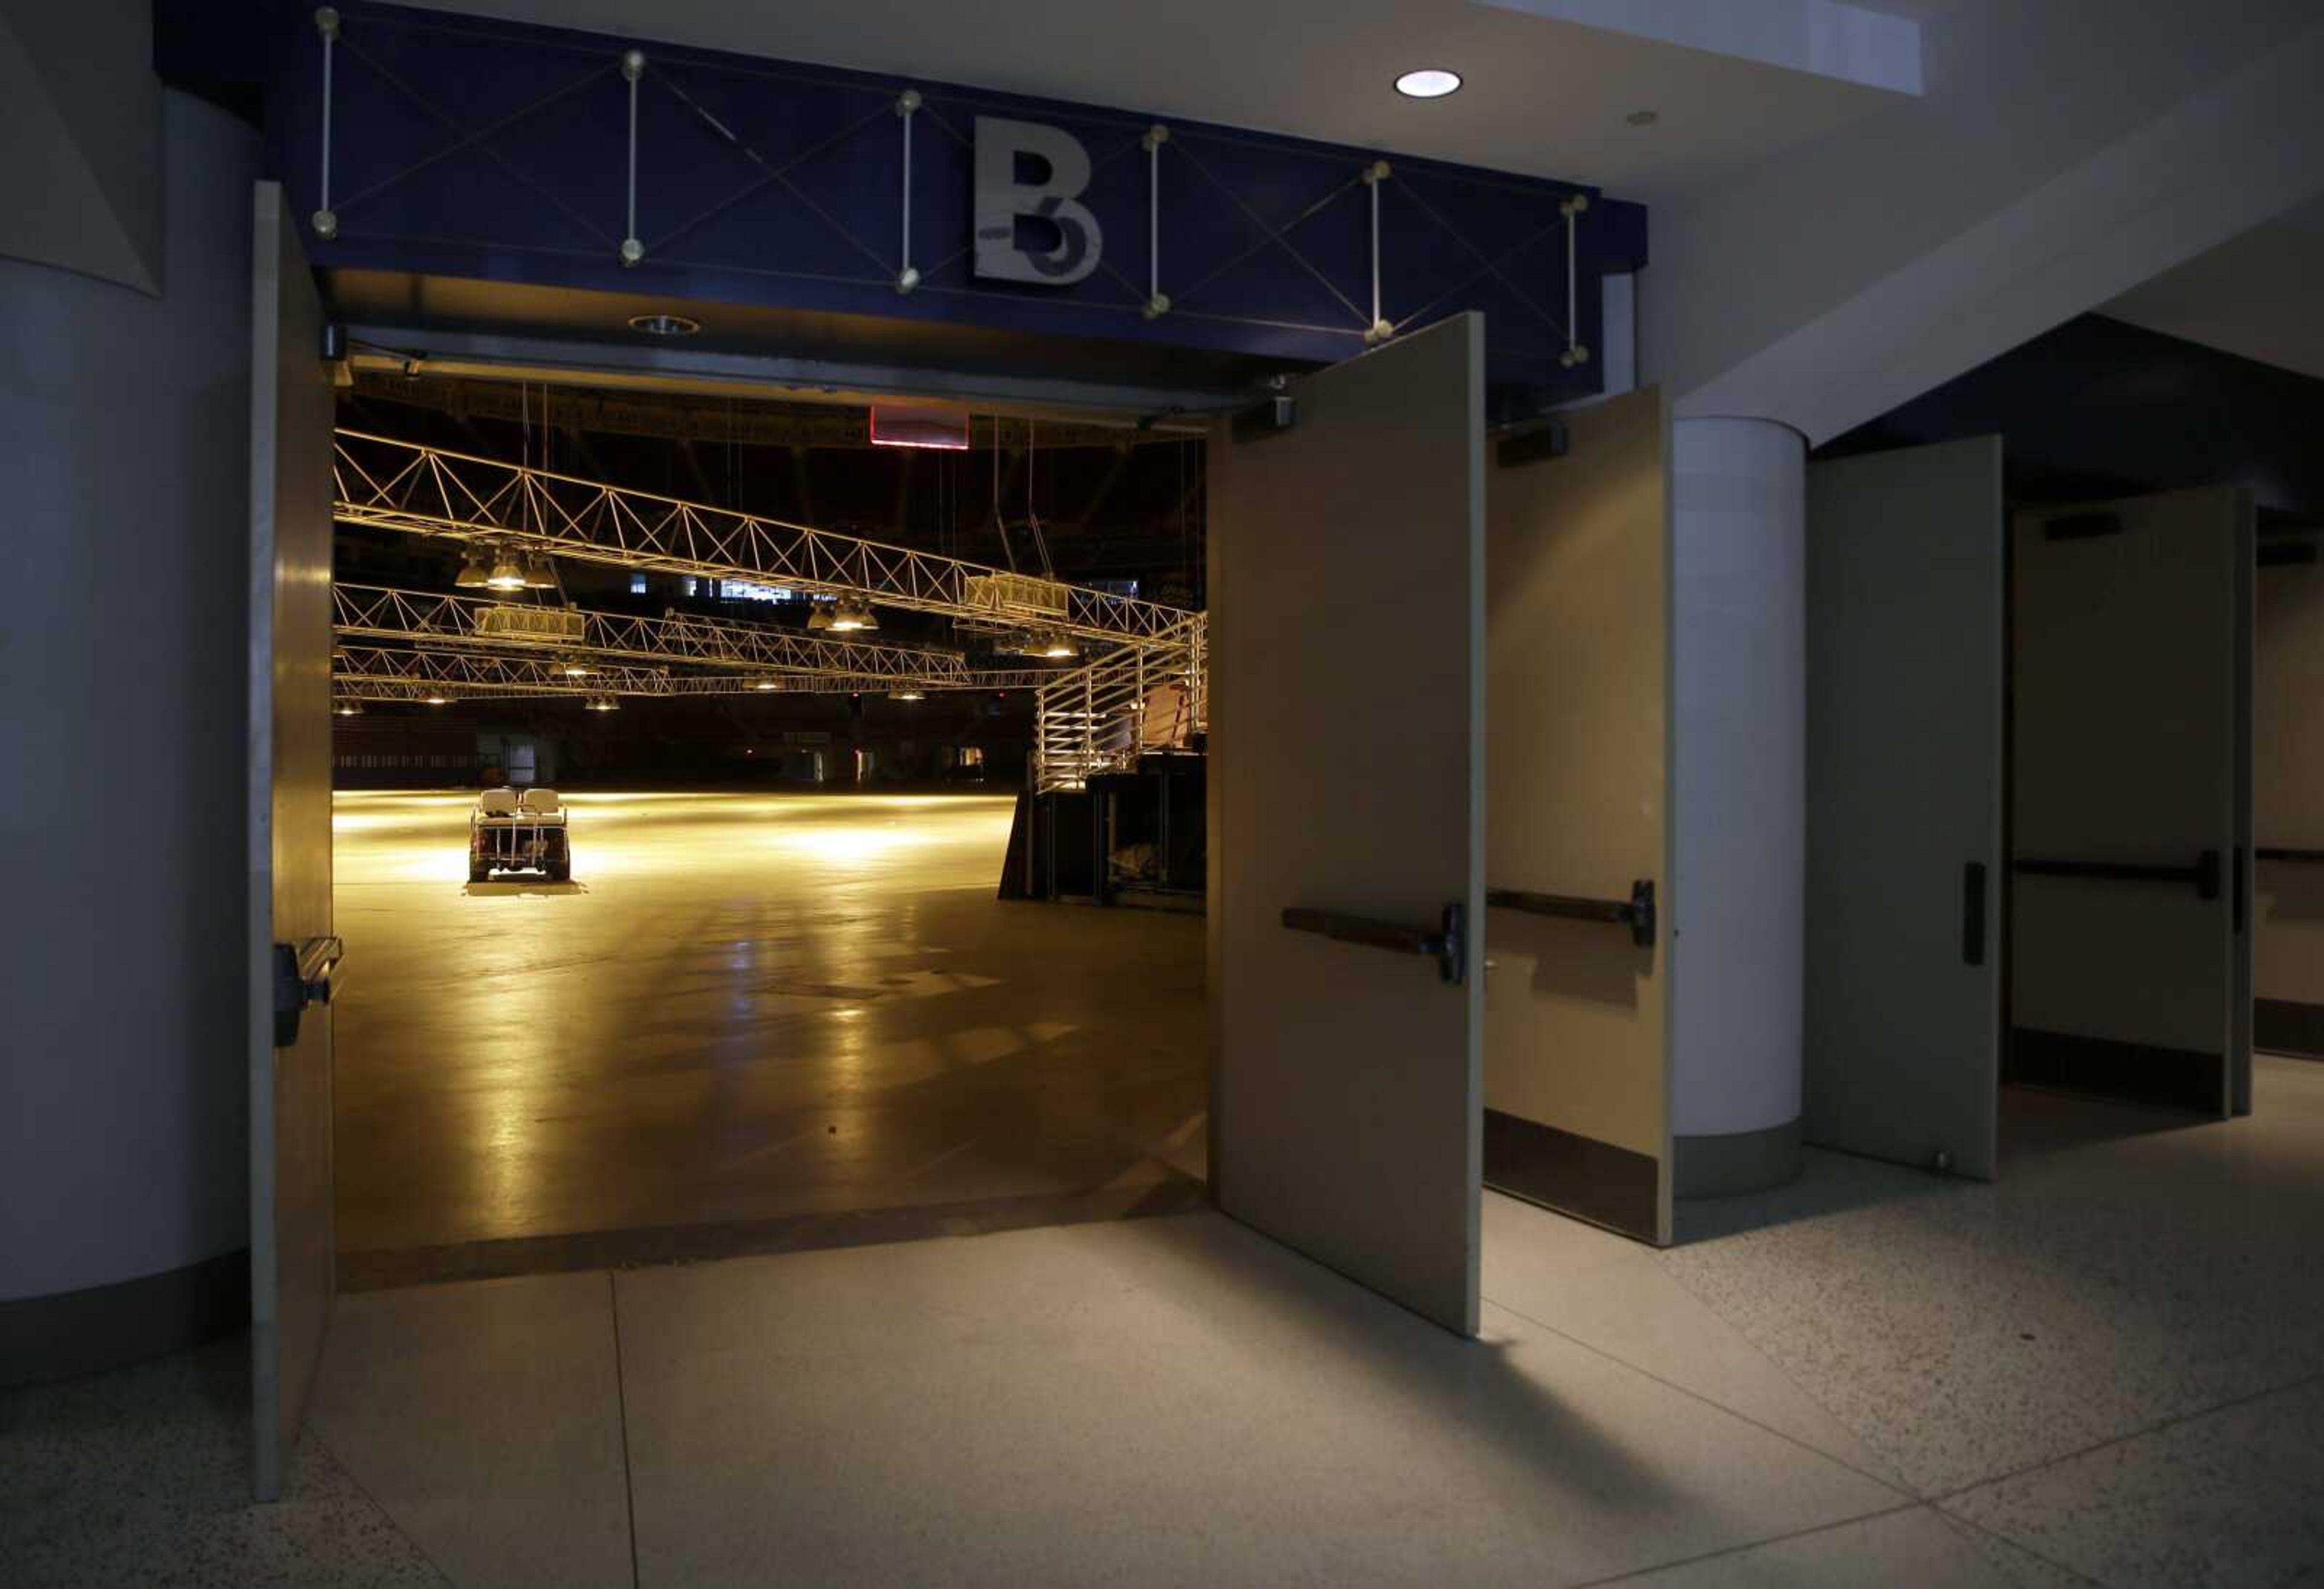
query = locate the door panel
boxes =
[1483,387,1671,1242]
[1208,313,1485,1336]
[249,183,338,1501]
[1804,438,2004,1178]
[2010,489,2248,1115]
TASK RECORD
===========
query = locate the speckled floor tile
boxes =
[614,1209,1899,1588]
[1942,1377,2324,1588]
[0,1337,449,1588]
[305,1268,632,1589]
[1583,1505,2026,1587]
[1482,1192,1908,1490]
[1656,1059,2324,1496]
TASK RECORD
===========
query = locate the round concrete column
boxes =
[1669,417,1806,1197]
[0,91,260,1380]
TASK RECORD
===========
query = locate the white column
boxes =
[1669,416,1806,1194]
[0,91,259,1343]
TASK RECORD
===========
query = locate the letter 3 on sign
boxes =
[973,117,1104,286]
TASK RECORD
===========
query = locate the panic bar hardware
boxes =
[1281,902,1465,986]
[2012,850,2221,902]
[1485,879,1656,949]
[2256,847,2324,864]
[272,935,345,1047]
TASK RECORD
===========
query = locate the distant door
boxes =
[248,183,341,1501]
[1804,438,2005,1178]
[1483,387,1673,1242]
[1208,314,1486,1335]
[2010,488,2254,1115]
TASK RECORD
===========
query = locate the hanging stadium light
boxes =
[487,546,528,591]
[753,679,782,692]
[806,606,835,631]
[455,548,491,588]
[585,695,620,712]
[424,692,451,706]
[333,698,363,717]
[829,597,880,632]
[891,689,925,702]
[558,658,596,678]
[522,552,558,589]
[1038,632,1078,658]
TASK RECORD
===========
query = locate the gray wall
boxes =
[2256,558,2324,1011]
[0,91,258,1300]
[0,0,163,291]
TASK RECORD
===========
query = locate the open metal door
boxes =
[1207,313,1485,1335]
[248,182,341,1501]
[2009,488,2253,1116]
[1803,438,2004,1178]
[1483,387,1672,1242]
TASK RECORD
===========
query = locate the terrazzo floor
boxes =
[6,1060,2320,1586]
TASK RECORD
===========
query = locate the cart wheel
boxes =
[547,859,571,883]
[469,863,490,883]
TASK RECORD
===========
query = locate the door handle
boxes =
[272,935,344,1047]
[1281,903,1465,986]
[1961,862,1986,966]
[1486,879,1656,949]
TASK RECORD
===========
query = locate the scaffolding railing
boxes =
[1030,615,1207,794]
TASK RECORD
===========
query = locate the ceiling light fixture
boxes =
[522,552,557,589]
[626,312,701,337]
[424,692,450,706]
[891,689,925,702]
[753,680,781,692]
[1394,68,1462,99]
[828,598,880,633]
[585,695,620,712]
[487,547,528,591]
[455,548,491,588]
[1038,631,1078,659]
[333,699,363,717]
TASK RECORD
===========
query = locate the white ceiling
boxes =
[2102,198,2324,382]
[395,0,1915,201]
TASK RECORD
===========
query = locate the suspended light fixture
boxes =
[522,552,557,589]
[753,679,782,692]
[1036,630,1078,659]
[806,605,835,631]
[333,698,364,717]
[585,695,620,713]
[558,658,596,678]
[828,597,880,632]
[891,689,925,702]
[487,546,528,591]
[424,692,451,706]
[455,548,491,588]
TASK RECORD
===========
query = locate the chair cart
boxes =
[469,787,571,882]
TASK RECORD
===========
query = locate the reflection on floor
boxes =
[331,790,1207,1285]
[8,1066,2320,1584]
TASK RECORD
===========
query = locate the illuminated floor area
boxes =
[330,789,1206,1282]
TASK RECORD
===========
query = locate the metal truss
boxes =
[334,643,1055,700]
[1032,615,1207,793]
[333,430,1198,644]
[332,583,972,681]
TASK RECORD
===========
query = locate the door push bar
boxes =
[2012,850,2221,902]
[1485,879,1656,950]
[272,935,344,1047]
[1281,903,1465,986]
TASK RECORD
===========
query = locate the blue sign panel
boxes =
[268,4,1646,398]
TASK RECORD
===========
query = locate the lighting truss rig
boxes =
[333,583,974,681]
[332,430,1197,646]
[332,643,1057,700]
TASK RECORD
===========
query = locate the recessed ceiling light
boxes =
[1394,69,1462,100]
[626,312,701,337]
[1627,109,1659,126]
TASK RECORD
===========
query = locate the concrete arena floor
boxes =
[330,790,1207,1284]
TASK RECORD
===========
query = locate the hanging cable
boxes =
[620,50,646,266]
[1026,420,1054,578]
[1362,161,1393,344]
[895,90,922,293]
[1141,125,1170,320]
[991,421,1018,573]
[313,9,341,238]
